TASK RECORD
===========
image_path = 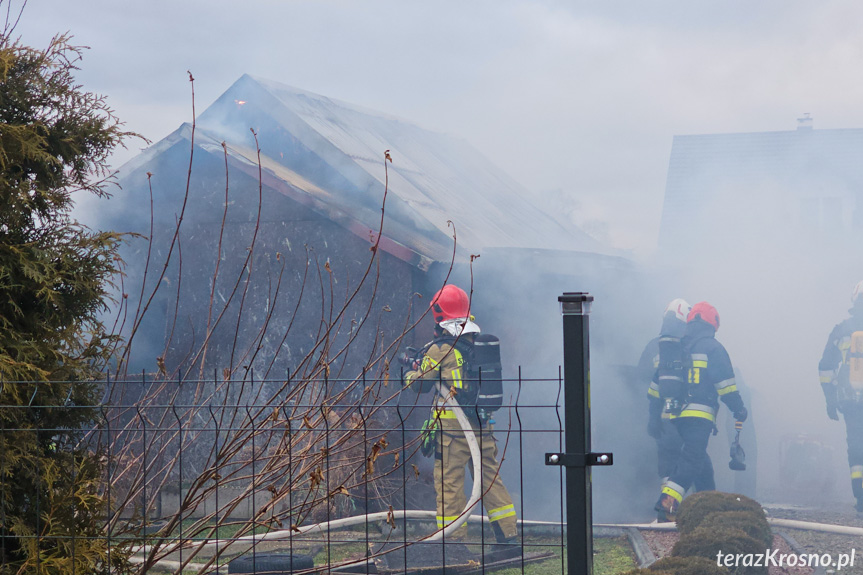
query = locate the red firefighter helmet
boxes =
[429,284,471,323]
[687,301,720,330]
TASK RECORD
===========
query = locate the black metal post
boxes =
[546,292,612,575]
[562,292,592,575]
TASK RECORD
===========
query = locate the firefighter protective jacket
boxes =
[405,335,473,419]
[641,335,662,423]
[670,319,745,422]
[819,306,863,400]
[639,335,661,394]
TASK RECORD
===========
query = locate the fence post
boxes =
[547,292,613,575]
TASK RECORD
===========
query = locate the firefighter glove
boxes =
[399,347,419,368]
[733,406,748,423]
[647,416,662,439]
[419,418,438,458]
[821,382,840,421]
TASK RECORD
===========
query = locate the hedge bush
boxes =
[696,510,773,549]
[673,526,767,575]
[675,491,765,535]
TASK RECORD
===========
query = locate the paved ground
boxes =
[765,503,863,575]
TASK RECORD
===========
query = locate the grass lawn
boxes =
[594,536,638,575]
[140,527,639,575]
[307,534,637,575]
[493,537,637,575]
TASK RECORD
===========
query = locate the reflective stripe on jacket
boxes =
[673,319,744,420]
[406,338,469,416]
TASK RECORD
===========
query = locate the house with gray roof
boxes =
[659,115,863,258]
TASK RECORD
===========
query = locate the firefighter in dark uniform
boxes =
[819,280,863,513]
[642,299,690,481]
[654,302,748,520]
[404,284,518,543]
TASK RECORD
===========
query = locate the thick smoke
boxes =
[659,175,856,508]
[430,248,660,524]
[456,129,863,524]
[95,74,863,527]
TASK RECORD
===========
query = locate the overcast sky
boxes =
[16,1,863,253]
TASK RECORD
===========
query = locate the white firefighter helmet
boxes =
[664,298,691,322]
[853,281,863,304]
[438,317,481,337]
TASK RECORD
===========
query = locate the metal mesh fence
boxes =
[0,371,569,575]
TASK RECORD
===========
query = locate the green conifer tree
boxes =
[0,26,135,574]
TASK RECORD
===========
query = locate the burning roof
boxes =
[120,74,606,267]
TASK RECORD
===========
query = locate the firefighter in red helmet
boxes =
[654,302,748,520]
[642,300,712,501]
[404,284,519,549]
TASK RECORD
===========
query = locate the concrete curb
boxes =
[626,527,657,568]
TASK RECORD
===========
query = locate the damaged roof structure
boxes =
[111,74,629,377]
[120,74,605,264]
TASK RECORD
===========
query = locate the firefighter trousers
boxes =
[842,402,863,502]
[656,419,683,479]
[665,417,716,499]
[434,418,517,541]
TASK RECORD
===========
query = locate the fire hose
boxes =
[426,381,483,541]
[599,519,863,537]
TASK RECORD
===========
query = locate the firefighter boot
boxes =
[490,537,522,560]
[852,471,863,514]
[654,493,679,522]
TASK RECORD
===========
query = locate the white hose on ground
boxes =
[595,522,678,531]
[142,383,483,558]
[139,514,556,559]
[598,518,863,537]
[767,518,863,537]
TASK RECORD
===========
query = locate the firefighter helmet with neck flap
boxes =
[430,285,471,322]
[664,298,691,322]
[688,301,720,330]
[430,285,479,336]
